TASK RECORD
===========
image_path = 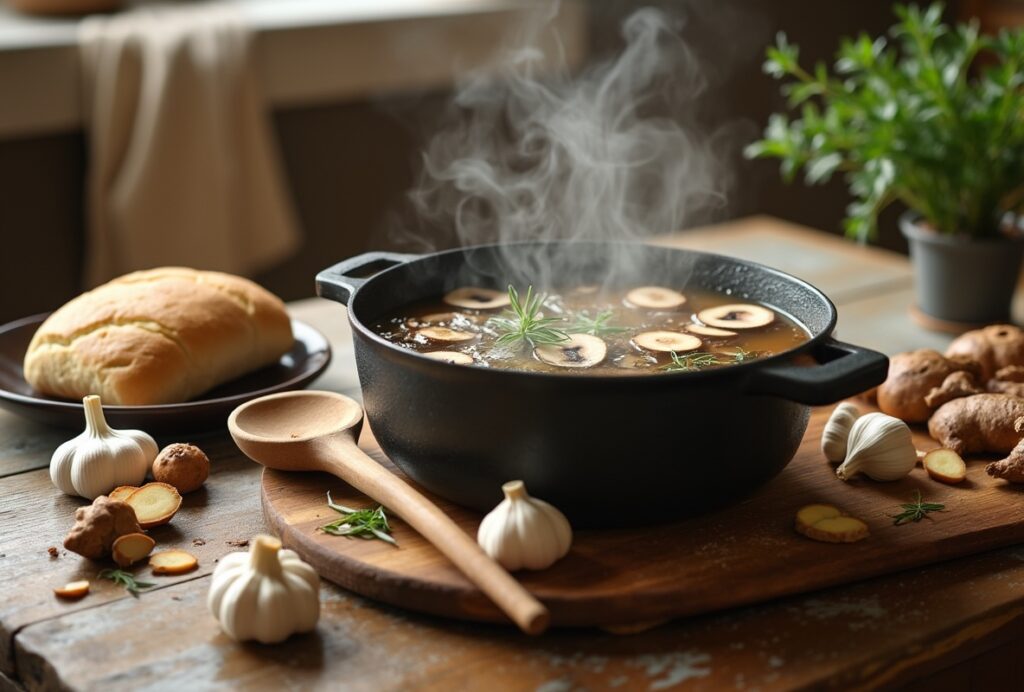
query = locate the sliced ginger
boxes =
[112,533,156,568]
[109,486,139,502]
[54,580,90,599]
[125,483,182,529]
[150,549,198,575]
[923,448,967,485]
[795,504,869,543]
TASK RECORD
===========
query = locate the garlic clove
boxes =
[477,480,572,571]
[821,402,861,463]
[835,412,917,482]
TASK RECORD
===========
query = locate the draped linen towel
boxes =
[79,4,300,286]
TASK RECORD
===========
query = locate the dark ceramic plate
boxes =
[0,314,331,434]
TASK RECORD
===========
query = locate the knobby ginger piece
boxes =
[795,504,869,543]
[150,549,198,575]
[922,449,967,484]
[947,324,1024,381]
[986,417,1024,483]
[125,483,182,529]
[927,393,1024,455]
[63,495,143,560]
[112,533,156,567]
[877,349,982,423]
[54,580,90,599]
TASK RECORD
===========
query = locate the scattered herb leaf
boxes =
[322,492,397,546]
[488,286,569,350]
[98,568,155,597]
[890,490,946,525]
[563,309,629,336]
[662,348,753,372]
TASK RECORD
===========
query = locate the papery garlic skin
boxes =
[50,395,157,499]
[836,412,917,481]
[208,535,320,644]
[477,480,572,571]
[822,402,861,463]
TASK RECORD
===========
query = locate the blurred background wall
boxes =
[0,0,994,322]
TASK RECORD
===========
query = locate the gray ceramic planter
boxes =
[900,211,1024,325]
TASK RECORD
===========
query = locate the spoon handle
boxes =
[318,436,550,635]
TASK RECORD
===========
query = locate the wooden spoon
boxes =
[228,390,550,635]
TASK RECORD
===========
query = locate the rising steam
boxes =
[405,5,738,287]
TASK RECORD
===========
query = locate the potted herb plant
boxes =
[747,3,1024,327]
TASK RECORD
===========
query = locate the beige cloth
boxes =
[79,4,300,286]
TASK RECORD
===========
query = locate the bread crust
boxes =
[24,267,293,405]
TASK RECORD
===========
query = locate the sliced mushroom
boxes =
[418,327,478,343]
[624,286,687,310]
[633,331,702,353]
[686,324,738,337]
[697,304,775,329]
[422,351,474,365]
[443,287,511,310]
[534,334,607,369]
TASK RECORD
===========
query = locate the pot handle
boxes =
[316,252,421,306]
[743,338,889,405]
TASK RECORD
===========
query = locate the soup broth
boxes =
[371,285,809,375]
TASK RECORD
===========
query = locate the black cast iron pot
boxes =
[316,242,888,527]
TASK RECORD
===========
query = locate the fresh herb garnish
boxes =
[488,285,569,350]
[662,348,753,372]
[891,490,945,525]
[563,309,629,336]
[98,568,155,597]
[321,492,397,546]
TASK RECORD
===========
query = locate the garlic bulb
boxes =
[835,412,917,481]
[50,395,158,500]
[477,480,572,571]
[822,402,861,463]
[208,535,319,644]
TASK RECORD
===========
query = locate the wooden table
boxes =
[3,216,1023,691]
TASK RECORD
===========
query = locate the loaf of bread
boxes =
[24,267,294,405]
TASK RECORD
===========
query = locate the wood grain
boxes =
[262,403,1024,628]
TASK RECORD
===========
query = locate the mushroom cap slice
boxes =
[418,327,478,343]
[633,331,702,353]
[422,351,474,365]
[534,334,607,369]
[443,287,511,310]
[697,304,775,329]
[624,286,687,310]
[686,324,737,337]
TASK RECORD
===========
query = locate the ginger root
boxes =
[152,443,209,494]
[947,324,1024,381]
[124,482,182,529]
[922,448,967,485]
[986,416,1024,483]
[877,349,982,423]
[927,393,1024,455]
[987,365,1024,398]
[795,504,869,543]
[924,371,984,409]
[63,495,143,560]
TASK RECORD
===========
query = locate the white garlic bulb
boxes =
[835,412,917,481]
[477,480,572,571]
[822,402,861,463]
[50,395,158,500]
[208,535,320,644]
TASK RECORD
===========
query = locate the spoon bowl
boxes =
[228,390,549,635]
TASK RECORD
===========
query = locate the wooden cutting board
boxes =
[261,403,1024,628]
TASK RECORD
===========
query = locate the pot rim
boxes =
[344,241,838,384]
[899,210,1024,246]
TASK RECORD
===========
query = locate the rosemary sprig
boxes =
[488,285,569,350]
[662,348,753,372]
[563,309,629,336]
[98,568,155,597]
[891,490,945,525]
[321,492,397,546]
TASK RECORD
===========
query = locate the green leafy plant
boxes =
[890,489,946,525]
[98,568,155,597]
[563,309,629,336]
[488,285,569,349]
[662,348,753,372]
[746,3,1024,240]
[321,492,397,546]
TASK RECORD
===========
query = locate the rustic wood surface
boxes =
[262,407,1023,629]
[4,216,1024,690]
